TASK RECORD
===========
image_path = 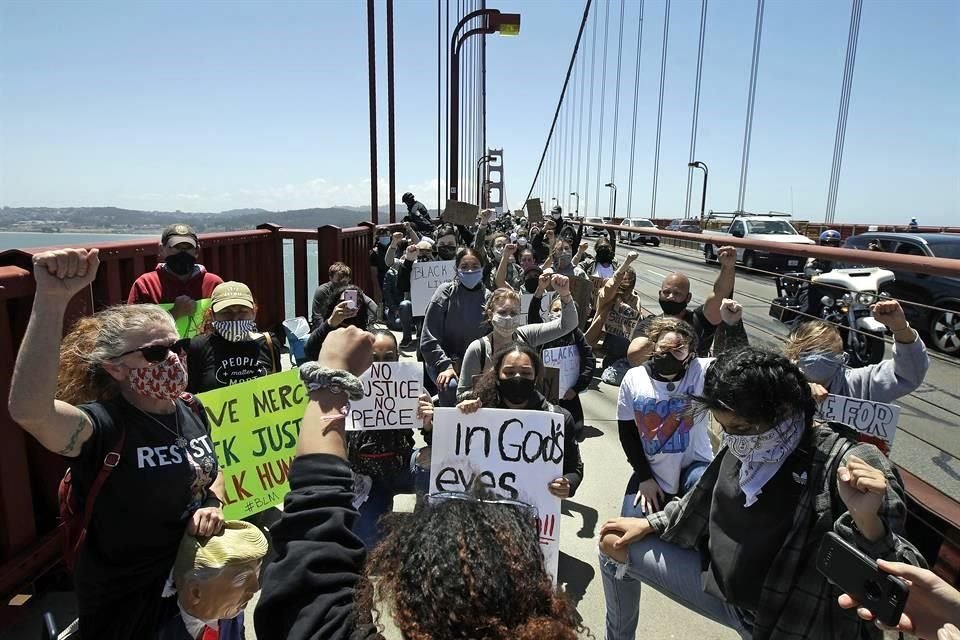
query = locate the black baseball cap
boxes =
[161,223,198,248]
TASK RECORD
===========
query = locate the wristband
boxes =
[299,363,365,401]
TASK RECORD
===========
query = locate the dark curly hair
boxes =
[474,343,543,408]
[355,492,586,639]
[692,346,817,430]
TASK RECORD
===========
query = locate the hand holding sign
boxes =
[548,476,571,499]
[417,393,435,432]
[173,295,197,320]
[456,397,483,414]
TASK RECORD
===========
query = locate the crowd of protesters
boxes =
[8,204,958,640]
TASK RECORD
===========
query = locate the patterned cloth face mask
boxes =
[127,351,188,400]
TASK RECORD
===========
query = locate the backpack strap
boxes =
[179,392,206,423]
[75,430,126,554]
[479,338,488,371]
[263,332,278,374]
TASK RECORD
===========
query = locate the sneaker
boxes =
[400,338,417,350]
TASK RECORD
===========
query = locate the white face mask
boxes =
[213,319,257,342]
[491,312,521,335]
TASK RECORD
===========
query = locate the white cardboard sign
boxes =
[429,407,565,581]
[819,394,900,447]
[346,361,424,431]
[411,260,456,315]
[542,345,580,397]
[519,291,556,325]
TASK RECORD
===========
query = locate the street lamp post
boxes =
[570,191,579,216]
[688,161,708,226]
[604,183,618,220]
[448,10,521,202]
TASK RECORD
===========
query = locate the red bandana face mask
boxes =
[127,352,188,400]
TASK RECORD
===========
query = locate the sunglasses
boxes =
[117,338,190,363]
[427,491,538,520]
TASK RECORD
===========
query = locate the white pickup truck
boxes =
[702,214,815,272]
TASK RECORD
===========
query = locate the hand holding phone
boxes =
[817,532,909,627]
[342,289,359,311]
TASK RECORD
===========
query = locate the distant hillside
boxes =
[0,205,430,233]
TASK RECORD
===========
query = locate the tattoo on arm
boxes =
[58,416,88,455]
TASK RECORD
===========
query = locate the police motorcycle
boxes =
[769,230,895,367]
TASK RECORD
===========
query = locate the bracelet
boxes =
[299,363,365,401]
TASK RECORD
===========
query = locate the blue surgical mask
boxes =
[458,268,484,289]
[378,236,391,246]
[797,351,848,384]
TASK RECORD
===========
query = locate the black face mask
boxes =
[649,352,687,378]
[498,376,536,404]
[165,251,196,276]
[524,275,541,294]
[658,297,687,316]
[596,248,613,264]
[437,246,458,261]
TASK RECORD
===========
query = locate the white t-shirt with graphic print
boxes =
[616,358,715,494]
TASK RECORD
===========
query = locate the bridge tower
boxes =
[485,148,505,213]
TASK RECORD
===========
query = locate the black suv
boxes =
[843,232,960,356]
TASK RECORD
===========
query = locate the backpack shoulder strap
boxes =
[479,338,487,371]
[78,429,126,539]
[263,332,278,373]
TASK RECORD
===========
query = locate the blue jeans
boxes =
[599,534,753,640]
[426,363,459,408]
[354,465,416,548]
[620,461,709,518]
[386,300,414,342]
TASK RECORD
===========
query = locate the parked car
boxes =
[619,218,660,246]
[843,232,960,356]
[584,217,607,237]
[665,219,702,233]
[702,214,814,272]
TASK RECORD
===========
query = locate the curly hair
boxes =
[693,346,817,430]
[356,492,586,639]
[473,343,543,408]
[57,304,176,405]
[643,316,699,354]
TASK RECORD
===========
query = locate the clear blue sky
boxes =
[1,0,957,225]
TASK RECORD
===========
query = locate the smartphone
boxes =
[342,289,359,311]
[816,532,909,627]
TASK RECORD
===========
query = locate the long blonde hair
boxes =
[783,320,842,361]
[57,304,176,405]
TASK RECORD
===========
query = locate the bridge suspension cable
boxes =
[521,0,594,209]
[684,0,708,219]
[576,35,587,214]
[608,0,627,217]
[736,0,765,213]
[825,0,863,224]
[593,0,611,218]
[625,0,646,221]
[583,3,599,217]
[649,0,671,220]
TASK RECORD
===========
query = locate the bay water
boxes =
[0,231,315,320]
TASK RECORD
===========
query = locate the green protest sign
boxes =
[159,298,213,338]
[196,369,307,520]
